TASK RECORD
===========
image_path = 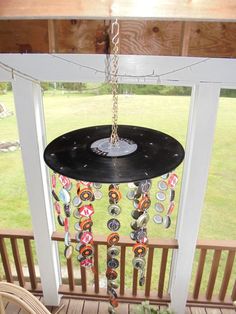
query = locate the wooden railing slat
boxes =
[23,239,37,290]
[219,251,235,301]
[66,257,74,291]
[158,248,169,298]
[231,280,236,301]
[10,238,25,287]
[193,248,207,299]
[80,265,87,293]
[145,247,154,297]
[132,268,138,296]
[206,249,221,300]
[93,243,99,294]
[0,238,13,283]
[120,245,126,296]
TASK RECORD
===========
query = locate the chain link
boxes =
[110,19,120,145]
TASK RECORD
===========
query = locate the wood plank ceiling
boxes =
[1,1,236,57]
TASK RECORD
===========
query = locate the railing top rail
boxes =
[0,230,235,250]
[196,239,236,251]
[52,231,179,248]
[0,229,34,240]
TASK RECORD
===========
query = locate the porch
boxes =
[0,230,235,312]
[3,298,236,314]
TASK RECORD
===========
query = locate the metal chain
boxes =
[110,19,120,145]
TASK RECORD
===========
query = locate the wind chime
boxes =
[44,19,184,314]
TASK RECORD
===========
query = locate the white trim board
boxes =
[0,54,236,87]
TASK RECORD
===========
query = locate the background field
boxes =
[0,90,235,293]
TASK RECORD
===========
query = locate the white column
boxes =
[12,77,61,306]
[169,83,221,313]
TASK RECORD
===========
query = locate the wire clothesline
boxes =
[0,55,233,86]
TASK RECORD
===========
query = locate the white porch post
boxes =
[169,83,221,313]
[12,77,61,306]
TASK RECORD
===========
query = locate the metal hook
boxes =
[111,19,119,45]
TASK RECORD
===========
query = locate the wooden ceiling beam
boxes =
[1,20,236,58]
[1,0,236,21]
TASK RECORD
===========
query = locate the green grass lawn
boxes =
[0,91,235,294]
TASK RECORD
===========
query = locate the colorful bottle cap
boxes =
[80,258,93,268]
[79,204,94,217]
[80,218,93,231]
[74,222,81,231]
[106,269,118,280]
[107,258,119,269]
[51,173,56,189]
[73,208,80,219]
[131,210,143,220]
[57,215,64,226]
[108,287,118,299]
[64,217,69,231]
[107,233,120,246]
[135,229,148,244]
[170,189,175,202]
[107,219,120,232]
[139,275,145,286]
[64,245,73,259]
[54,202,61,215]
[108,189,122,203]
[72,196,82,207]
[93,182,102,189]
[132,257,146,270]
[137,213,149,228]
[161,173,169,180]
[130,231,137,241]
[79,188,93,201]
[168,173,178,188]
[138,179,152,193]
[156,191,166,201]
[58,175,71,190]
[163,215,171,228]
[108,204,121,216]
[133,243,147,257]
[77,254,86,262]
[153,215,163,224]
[155,203,165,213]
[80,231,93,245]
[64,231,70,246]
[158,180,168,191]
[107,246,120,258]
[133,199,140,209]
[107,280,119,289]
[130,221,138,230]
[138,196,151,211]
[80,245,94,258]
[59,188,70,204]
[52,190,59,202]
[167,202,175,216]
[75,242,85,252]
[126,189,136,200]
[94,189,103,200]
[64,204,71,217]
[109,298,119,308]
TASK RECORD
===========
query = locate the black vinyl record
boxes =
[44,125,184,183]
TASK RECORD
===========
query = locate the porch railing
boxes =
[0,229,235,307]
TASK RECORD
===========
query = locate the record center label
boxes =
[91,137,137,157]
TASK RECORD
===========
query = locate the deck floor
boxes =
[4,297,236,313]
